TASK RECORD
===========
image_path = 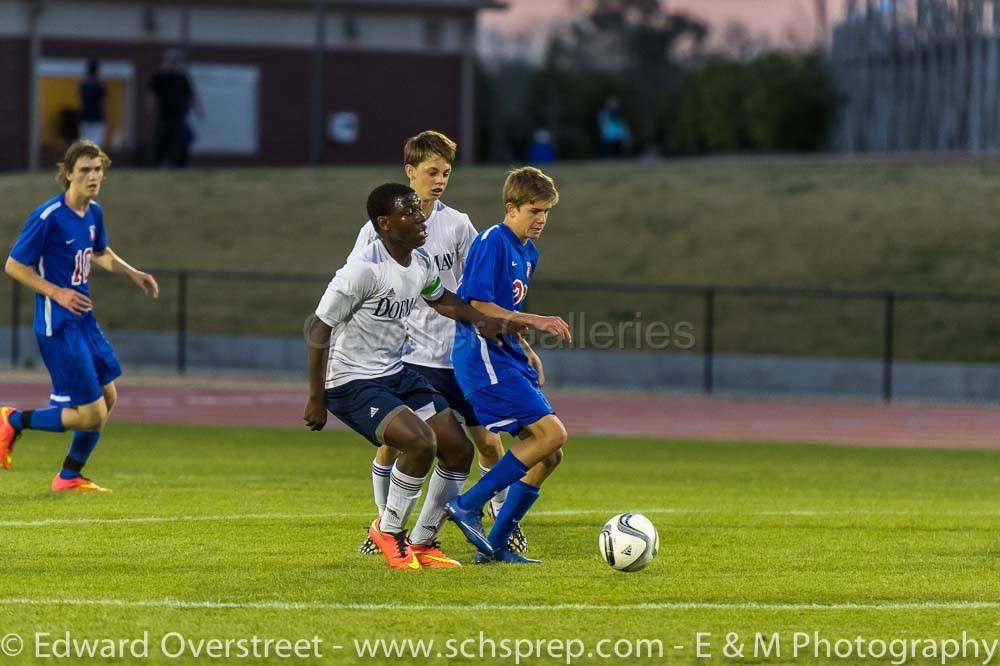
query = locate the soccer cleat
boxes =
[486,502,528,554]
[368,517,421,571]
[507,523,528,554]
[51,474,111,493]
[444,497,494,558]
[358,534,381,556]
[0,407,20,470]
[474,549,542,565]
[410,541,462,568]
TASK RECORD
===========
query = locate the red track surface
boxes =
[2,380,999,449]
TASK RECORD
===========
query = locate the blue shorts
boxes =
[36,314,122,407]
[325,367,450,447]
[403,363,481,427]
[468,372,556,435]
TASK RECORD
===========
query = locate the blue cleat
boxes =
[444,497,494,557]
[475,549,542,565]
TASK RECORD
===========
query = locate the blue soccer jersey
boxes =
[9,193,108,337]
[454,222,540,394]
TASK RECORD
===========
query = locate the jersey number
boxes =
[71,249,93,286]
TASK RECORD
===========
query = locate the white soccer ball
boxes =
[598,513,659,572]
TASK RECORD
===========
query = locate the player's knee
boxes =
[78,412,105,432]
[442,436,474,470]
[407,422,437,459]
[544,421,568,452]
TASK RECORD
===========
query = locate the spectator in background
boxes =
[598,97,631,158]
[78,59,106,146]
[147,48,200,167]
[526,127,557,165]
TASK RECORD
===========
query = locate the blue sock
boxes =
[457,451,529,512]
[59,431,101,479]
[488,481,540,551]
[18,408,65,433]
[9,410,22,432]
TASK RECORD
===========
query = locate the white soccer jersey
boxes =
[349,200,477,369]
[316,240,444,388]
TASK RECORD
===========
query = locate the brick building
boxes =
[0,0,502,170]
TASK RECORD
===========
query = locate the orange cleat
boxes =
[51,474,111,493]
[368,517,420,571]
[411,541,462,568]
[0,407,19,470]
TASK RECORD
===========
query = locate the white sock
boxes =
[380,465,425,534]
[481,463,507,516]
[410,466,469,545]
[372,459,392,513]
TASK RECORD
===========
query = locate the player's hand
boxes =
[52,287,93,315]
[528,315,572,343]
[304,397,328,431]
[131,271,160,298]
[475,316,526,345]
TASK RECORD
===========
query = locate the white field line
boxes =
[0,598,997,612]
[4,507,1000,529]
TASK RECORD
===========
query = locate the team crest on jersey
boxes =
[513,279,527,305]
[89,225,96,242]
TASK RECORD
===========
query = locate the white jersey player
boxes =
[303,183,511,570]
[353,132,527,556]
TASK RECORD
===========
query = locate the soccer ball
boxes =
[598,513,659,572]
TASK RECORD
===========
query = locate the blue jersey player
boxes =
[1,140,159,492]
[446,167,572,564]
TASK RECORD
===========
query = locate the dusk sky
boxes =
[481,0,852,49]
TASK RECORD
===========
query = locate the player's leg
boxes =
[445,379,562,556]
[359,444,400,555]
[0,322,105,471]
[407,410,473,567]
[469,424,528,553]
[484,432,566,564]
[52,317,122,491]
[370,408,437,570]
[455,414,566,516]
[394,367,471,567]
[51,382,116,492]
[469,425,505,511]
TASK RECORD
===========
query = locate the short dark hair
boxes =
[87,59,99,76]
[367,183,415,231]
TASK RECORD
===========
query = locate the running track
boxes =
[1,379,999,450]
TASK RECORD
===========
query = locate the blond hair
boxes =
[56,140,111,190]
[502,167,559,209]
[403,130,457,167]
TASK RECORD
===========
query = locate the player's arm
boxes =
[304,264,367,431]
[304,316,332,431]
[92,247,159,298]
[426,289,523,344]
[518,333,545,387]
[4,255,93,315]
[469,300,572,343]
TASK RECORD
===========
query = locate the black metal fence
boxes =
[8,270,1000,402]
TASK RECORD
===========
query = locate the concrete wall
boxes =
[4,326,1000,402]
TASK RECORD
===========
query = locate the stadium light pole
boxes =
[26,0,45,172]
[311,0,327,165]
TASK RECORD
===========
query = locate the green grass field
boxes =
[4,423,1000,664]
[6,158,1000,362]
